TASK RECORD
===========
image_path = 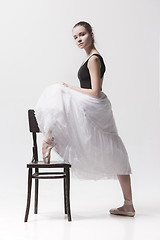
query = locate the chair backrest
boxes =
[28,109,40,133]
[28,109,40,162]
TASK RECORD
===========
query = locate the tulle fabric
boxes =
[35,83,132,180]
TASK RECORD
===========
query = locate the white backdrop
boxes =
[0,0,160,239]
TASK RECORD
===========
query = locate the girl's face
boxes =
[72,25,93,49]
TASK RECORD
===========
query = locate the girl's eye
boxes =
[74,33,85,39]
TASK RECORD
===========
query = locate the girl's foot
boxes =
[109,200,135,217]
[42,137,55,164]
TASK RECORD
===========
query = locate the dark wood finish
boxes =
[65,168,71,221]
[28,109,39,162]
[64,170,67,214]
[34,168,38,214]
[28,109,40,133]
[32,132,38,162]
[27,161,71,168]
[24,109,72,222]
[24,168,32,222]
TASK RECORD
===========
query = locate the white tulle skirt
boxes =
[35,83,132,180]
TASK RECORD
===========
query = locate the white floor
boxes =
[1,176,160,240]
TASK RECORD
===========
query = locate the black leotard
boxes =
[77,54,106,91]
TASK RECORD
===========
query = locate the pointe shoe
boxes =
[42,137,55,164]
[109,200,135,217]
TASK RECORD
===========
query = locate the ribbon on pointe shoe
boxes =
[43,136,55,147]
[124,199,133,205]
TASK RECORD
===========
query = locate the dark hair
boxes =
[73,21,95,44]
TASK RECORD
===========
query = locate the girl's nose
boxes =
[77,36,81,41]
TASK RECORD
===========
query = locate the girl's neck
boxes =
[85,45,97,57]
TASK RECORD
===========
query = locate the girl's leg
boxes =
[42,132,55,164]
[109,174,135,216]
[117,174,133,201]
[116,174,135,212]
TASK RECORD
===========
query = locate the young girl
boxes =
[35,21,136,217]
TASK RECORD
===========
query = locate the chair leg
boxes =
[65,168,72,221]
[64,169,67,214]
[34,168,39,214]
[24,168,32,222]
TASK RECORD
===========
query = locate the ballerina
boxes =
[35,21,135,217]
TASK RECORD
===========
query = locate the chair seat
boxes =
[27,161,71,168]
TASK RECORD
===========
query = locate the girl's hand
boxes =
[57,82,69,87]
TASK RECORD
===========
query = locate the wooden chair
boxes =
[24,109,72,222]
